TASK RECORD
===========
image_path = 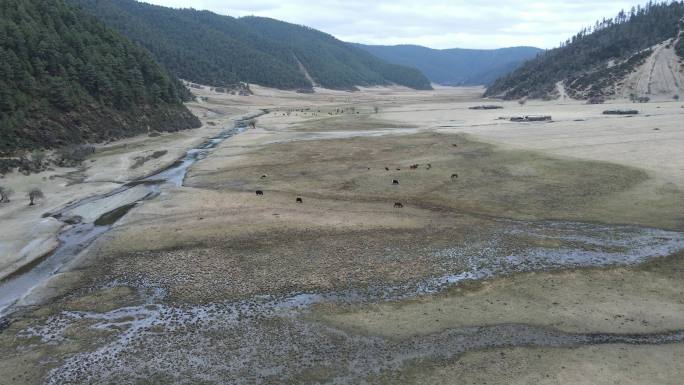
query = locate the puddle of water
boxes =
[122,179,165,188]
[93,203,139,227]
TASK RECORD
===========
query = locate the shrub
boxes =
[31,151,46,169]
[27,188,44,205]
[0,186,13,203]
[630,94,650,103]
[55,144,96,167]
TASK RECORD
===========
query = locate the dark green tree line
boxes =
[0,0,199,154]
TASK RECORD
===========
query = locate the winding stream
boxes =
[3,109,684,382]
[0,112,264,317]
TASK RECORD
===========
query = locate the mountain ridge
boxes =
[69,0,433,90]
[353,43,542,86]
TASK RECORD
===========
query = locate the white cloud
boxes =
[142,0,638,49]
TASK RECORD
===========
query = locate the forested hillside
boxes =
[241,17,433,90]
[677,17,684,57]
[486,1,684,99]
[354,44,541,86]
[69,0,432,90]
[0,0,200,154]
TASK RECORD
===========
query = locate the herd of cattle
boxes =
[254,163,459,209]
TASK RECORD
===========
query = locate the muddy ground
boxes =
[1,86,684,384]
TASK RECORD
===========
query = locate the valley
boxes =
[1,85,684,384]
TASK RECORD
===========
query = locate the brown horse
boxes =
[296,197,303,203]
[394,202,404,208]
[256,190,264,196]
[392,179,399,185]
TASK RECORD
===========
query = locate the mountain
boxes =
[485,2,684,100]
[353,44,542,86]
[0,0,200,154]
[68,0,433,91]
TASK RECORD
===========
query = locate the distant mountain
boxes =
[353,44,542,86]
[485,2,684,100]
[69,0,432,91]
[0,0,199,154]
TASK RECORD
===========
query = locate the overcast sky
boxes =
[144,0,637,49]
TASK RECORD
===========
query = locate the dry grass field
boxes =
[1,85,684,384]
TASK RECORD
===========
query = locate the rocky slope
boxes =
[485,3,684,100]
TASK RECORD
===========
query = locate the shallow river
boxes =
[0,113,263,317]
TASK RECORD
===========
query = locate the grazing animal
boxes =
[426,163,432,170]
[394,202,404,208]
[451,174,458,179]
[261,174,268,179]
[396,168,401,171]
[392,179,399,185]
[385,167,390,171]
[452,144,458,147]
[410,164,419,169]
[296,197,303,203]
[256,190,264,196]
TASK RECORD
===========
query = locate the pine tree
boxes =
[0,0,200,154]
